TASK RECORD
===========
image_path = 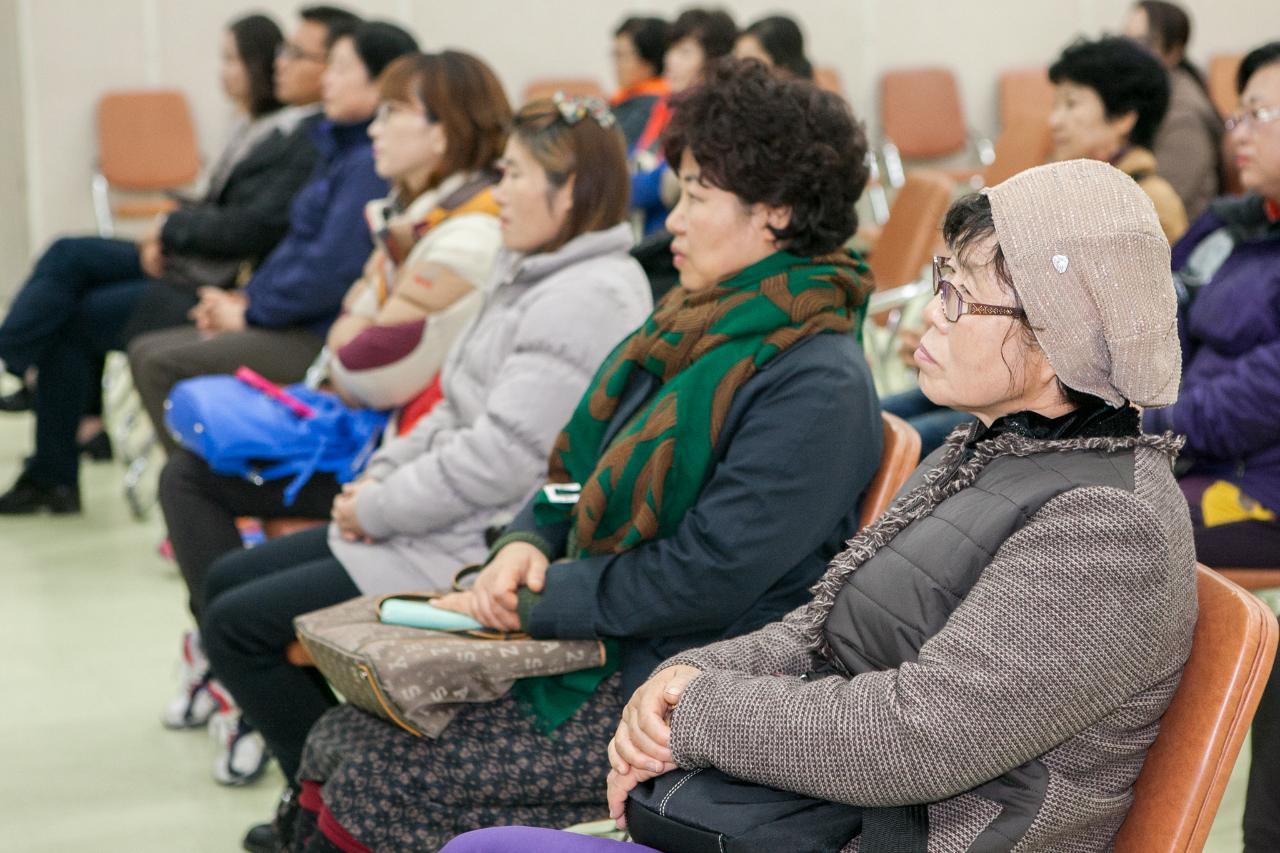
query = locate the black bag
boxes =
[626,767,865,853]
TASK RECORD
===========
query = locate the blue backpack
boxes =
[165,373,389,505]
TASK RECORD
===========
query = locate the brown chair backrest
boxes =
[97,90,200,189]
[880,68,967,160]
[858,412,922,529]
[981,118,1054,187]
[813,65,845,99]
[867,170,954,290]
[1207,53,1243,120]
[997,66,1054,129]
[522,77,606,105]
[1114,564,1278,852]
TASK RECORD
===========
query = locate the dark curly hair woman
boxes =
[279,59,886,853]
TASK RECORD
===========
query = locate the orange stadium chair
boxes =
[879,67,993,188]
[93,90,200,237]
[521,77,606,104]
[1114,565,1278,852]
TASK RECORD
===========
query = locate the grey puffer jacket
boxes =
[332,223,651,593]
[659,420,1197,853]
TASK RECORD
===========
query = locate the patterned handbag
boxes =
[293,589,606,738]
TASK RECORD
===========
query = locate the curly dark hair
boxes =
[662,58,868,256]
[1049,36,1170,151]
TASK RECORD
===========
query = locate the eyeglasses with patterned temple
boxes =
[276,42,327,64]
[1225,104,1280,132]
[932,256,1026,324]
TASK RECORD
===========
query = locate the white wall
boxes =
[10,0,1280,274]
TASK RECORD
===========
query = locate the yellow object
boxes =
[1202,480,1277,527]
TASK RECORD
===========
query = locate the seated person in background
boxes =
[630,7,736,236]
[1160,47,1280,852]
[609,15,669,150]
[156,50,511,774]
[1123,0,1224,220]
[452,159,1198,853]
[0,9,338,515]
[200,95,652,835]
[127,20,417,456]
[281,60,882,853]
[1049,35,1189,242]
[733,14,814,79]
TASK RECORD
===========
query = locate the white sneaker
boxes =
[161,631,225,730]
[209,706,270,786]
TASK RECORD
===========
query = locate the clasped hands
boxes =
[606,664,702,828]
[188,286,247,335]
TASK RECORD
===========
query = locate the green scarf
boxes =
[513,248,871,733]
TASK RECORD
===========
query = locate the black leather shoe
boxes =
[79,430,113,461]
[0,473,81,515]
[241,823,279,853]
[0,385,32,412]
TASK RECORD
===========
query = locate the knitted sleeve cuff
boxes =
[488,529,555,562]
[516,586,543,632]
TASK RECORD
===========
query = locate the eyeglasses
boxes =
[373,101,431,125]
[551,92,617,129]
[932,256,1025,324]
[1225,104,1280,132]
[276,42,326,64]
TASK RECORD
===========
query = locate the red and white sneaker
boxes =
[209,705,270,786]
[161,631,225,730]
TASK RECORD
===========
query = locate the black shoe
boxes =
[0,473,81,515]
[0,385,32,412]
[242,823,279,853]
[79,430,113,462]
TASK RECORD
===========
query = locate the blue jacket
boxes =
[507,331,883,695]
[244,118,386,336]
[1145,194,1280,511]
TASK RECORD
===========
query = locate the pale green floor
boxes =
[0,411,1256,851]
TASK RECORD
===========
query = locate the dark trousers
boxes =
[0,237,200,486]
[201,525,360,781]
[881,387,974,457]
[1181,476,1280,568]
[159,448,341,620]
[128,324,324,454]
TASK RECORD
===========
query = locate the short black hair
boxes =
[340,21,418,79]
[664,58,869,256]
[742,15,813,80]
[669,8,737,60]
[1049,36,1170,150]
[1238,41,1280,94]
[299,5,361,48]
[615,16,669,77]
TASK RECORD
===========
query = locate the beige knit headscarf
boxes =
[984,159,1181,408]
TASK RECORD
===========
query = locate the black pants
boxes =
[159,448,341,619]
[1245,613,1280,852]
[0,237,196,486]
[201,526,360,782]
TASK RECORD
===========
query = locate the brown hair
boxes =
[510,98,630,252]
[379,50,511,196]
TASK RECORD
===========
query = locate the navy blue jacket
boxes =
[508,331,883,695]
[244,118,386,336]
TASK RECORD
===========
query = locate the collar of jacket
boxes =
[967,401,1140,446]
[492,222,635,288]
[310,116,374,158]
[1111,145,1159,180]
[1208,192,1280,243]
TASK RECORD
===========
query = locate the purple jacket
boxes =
[1145,194,1280,511]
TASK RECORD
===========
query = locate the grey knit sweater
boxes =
[660,434,1197,852]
